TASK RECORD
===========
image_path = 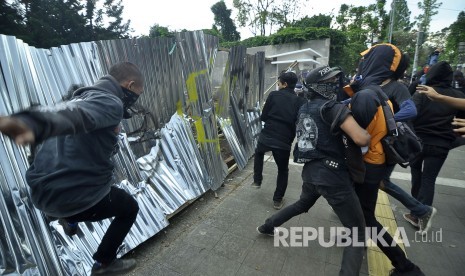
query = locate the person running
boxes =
[252,71,306,209]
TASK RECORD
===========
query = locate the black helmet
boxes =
[304,66,342,100]
[305,66,342,84]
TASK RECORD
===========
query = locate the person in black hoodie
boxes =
[252,71,306,210]
[407,61,465,220]
[0,62,143,275]
[344,43,424,276]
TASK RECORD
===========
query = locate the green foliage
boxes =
[444,11,465,65]
[290,14,332,29]
[1,0,131,48]
[211,1,240,42]
[416,0,442,32]
[149,24,174,38]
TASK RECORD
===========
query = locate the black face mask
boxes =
[121,86,140,118]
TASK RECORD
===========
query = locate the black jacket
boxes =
[258,87,306,150]
[412,61,465,148]
[15,75,125,217]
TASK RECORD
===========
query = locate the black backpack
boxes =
[373,88,422,167]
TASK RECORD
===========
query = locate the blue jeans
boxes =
[380,164,430,218]
[253,142,290,202]
[263,178,366,276]
[410,144,449,206]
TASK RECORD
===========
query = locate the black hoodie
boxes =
[412,61,465,148]
[15,75,125,217]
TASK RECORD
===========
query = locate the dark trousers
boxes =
[410,144,448,206]
[64,187,139,264]
[264,181,366,276]
[253,142,290,202]
[355,163,414,271]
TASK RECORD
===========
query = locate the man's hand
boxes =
[416,85,442,101]
[0,116,35,145]
[452,118,465,137]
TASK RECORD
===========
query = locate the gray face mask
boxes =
[308,83,339,100]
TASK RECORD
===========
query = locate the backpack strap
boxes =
[370,86,398,136]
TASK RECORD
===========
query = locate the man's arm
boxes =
[417,85,465,110]
[0,93,123,145]
[340,115,371,147]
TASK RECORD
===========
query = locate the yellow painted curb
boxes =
[367,190,407,276]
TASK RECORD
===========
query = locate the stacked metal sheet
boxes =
[215,47,265,169]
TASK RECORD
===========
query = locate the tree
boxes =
[232,0,303,36]
[0,0,26,39]
[291,14,331,29]
[211,1,240,42]
[87,0,132,41]
[443,11,465,64]
[415,0,442,33]
[392,0,414,32]
[148,24,173,38]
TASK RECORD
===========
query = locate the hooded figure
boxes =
[410,61,465,208]
[344,43,401,165]
[344,44,425,276]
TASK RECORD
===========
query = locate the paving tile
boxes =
[183,223,225,250]
[235,264,270,276]
[158,243,209,275]
[191,252,241,276]
[241,238,287,276]
[127,261,182,276]
[280,250,325,276]
[211,232,254,262]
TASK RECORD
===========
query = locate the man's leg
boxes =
[355,163,415,272]
[380,165,430,218]
[415,145,448,206]
[259,181,320,232]
[65,186,139,264]
[410,153,424,199]
[271,148,291,203]
[253,142,268,186]
[319,184,366,276]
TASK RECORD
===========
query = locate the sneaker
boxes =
[251,182,261,189]
[256,225,276,236]
[389,265,424,276]
[403,213,419,228]
[273,199,285,210]
[91,258,136,275]
[417,207,437,235]
[58,219,78,236]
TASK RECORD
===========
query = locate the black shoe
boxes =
[417,206,437,235]
[91,258,136,275]
[251,182,261,189]
[58,219,78,236]
[273,199,285,210]
[390,265,425,276]
[256,225,276,236]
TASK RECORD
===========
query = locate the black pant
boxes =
[253,142,290,202]
[64,187,139,264]
[354,163,414,271]
[410,144,448,206]
[263,180,366,276]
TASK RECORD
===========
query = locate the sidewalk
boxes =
[127,148,465,276]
